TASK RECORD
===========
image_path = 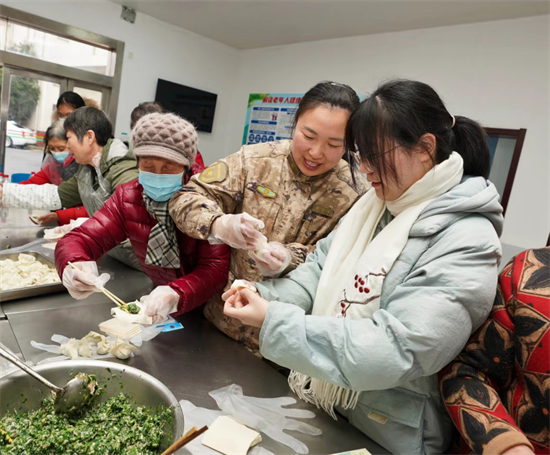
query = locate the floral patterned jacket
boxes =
[440,248,550,454]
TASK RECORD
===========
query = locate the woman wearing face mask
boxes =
[222,79,504,454]
[20,120,89,225]
[55,113,230,324]
[53,91,100,121]
[169,81,367,352]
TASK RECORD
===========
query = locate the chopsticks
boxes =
[67,262,128,309]
[161,425,208,455]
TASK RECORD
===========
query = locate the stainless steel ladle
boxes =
[0,346,96,413]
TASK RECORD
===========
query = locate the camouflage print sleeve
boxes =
[283,242,317,274]
[169,149,247,240]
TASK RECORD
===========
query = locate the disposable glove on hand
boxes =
[142,285,179,324]
[210,213,265,249]
[251,241,292,277]
[209,384,321,454]
[62,261,110,300]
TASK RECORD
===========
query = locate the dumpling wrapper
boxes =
[110,301,153,325]
[201,416,262,455]
[60,338,80,359]
[109,337,136,360]
[99,318,142,339]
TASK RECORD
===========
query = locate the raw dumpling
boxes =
[109,337,136,360]
[96,337,111,355]
[18,253,36,264]
[231,280,256,292]
[59,338,80,359]
[78,339,93,358]
[81,331,104,345]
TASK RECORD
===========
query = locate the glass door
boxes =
[0,67,67,175]
[68,81,110,112]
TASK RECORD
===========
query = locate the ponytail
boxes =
[451,116,490,178]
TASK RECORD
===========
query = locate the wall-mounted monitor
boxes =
[155,79,217,133]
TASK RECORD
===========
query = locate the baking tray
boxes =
[0,251,65,302]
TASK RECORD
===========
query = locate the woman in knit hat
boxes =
[54,113,230,323]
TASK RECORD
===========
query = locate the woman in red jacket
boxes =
[55,113,230,323]
[21,120,89,225]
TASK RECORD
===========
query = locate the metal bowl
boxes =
[0,360,184,452]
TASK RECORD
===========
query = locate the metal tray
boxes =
[0,251,65,302]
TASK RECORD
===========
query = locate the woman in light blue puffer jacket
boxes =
[223,80,504,455]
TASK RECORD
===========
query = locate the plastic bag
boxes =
[77,163,112,217]
[209,384,321,454]
[41,154,79,186]
[179,399,274,455]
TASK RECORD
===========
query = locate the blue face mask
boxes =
[51,151,70,164]
[139,169,184,202]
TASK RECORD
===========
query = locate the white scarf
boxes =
[289,152,464,418]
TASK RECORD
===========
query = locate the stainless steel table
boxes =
[8,303,388,454]
[0,320,21,355]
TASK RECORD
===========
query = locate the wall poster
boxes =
[242,93,304,145]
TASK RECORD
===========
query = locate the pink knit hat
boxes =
[132,112,198,168]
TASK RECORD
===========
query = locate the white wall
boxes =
[230,16,549,249]
[3,1,242,165]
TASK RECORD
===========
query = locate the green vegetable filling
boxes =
[0,392,172,454]
[126,303,140,314]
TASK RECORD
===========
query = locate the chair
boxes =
[10,173,32,183]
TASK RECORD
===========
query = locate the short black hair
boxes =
[346,79,490,186]
[64,107,113,147]
[130,102,166,129]
[57,91,86,110]
[292,81,360,131]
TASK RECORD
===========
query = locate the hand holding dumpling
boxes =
[223,288,269,328]
[210,213,265,249]
[250,241,292,277]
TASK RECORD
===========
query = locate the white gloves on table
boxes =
[62,261,110,300]
[141,285,179,324]
[250,241,292,277]
[210,213,265,250]
[209,384,321,454]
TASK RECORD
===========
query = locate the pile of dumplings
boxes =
[60,331,136,360]
[0,253,60,291]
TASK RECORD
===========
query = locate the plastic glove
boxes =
[141,285,179,324]
[210,213,265,250]
[209,384,321,454]
[250,241,292,277]
[180,399,275,455]
[62,261,110,300]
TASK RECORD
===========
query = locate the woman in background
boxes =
[21,120,89,225]
[54,91,100,121]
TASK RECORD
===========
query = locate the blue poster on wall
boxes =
[242,93,304,145]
